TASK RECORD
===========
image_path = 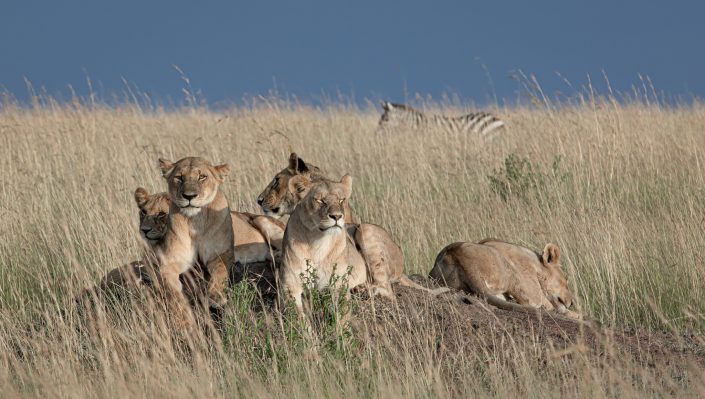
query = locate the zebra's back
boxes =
[379,101,505,137]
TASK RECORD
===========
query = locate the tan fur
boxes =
[349,223,448,297]
[157,156,234,326]
[280,175,366,316]
[96,190,283,302]
[259,153,442,294]
[135,187,284,263]
[231,211,286,263]
[257,152,354,222]
[430,239,580,318]
[86,188,192,302]
[281,175,445,317]
[134,188,170,250]
[136,186,284,264]
[95,188,171,293]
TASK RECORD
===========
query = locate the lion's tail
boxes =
[396,274,450,295]
[481,294,541,315]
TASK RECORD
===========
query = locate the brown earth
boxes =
[350,279,705,385]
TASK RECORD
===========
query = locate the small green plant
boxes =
[487,153,569,202]
[297,263,358,357]
[220,263,360,374]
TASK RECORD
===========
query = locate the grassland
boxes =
[1,89,704,397]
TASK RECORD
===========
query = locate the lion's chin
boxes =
[318,225,343,233]
[180,206,201,217]
[263,210,283,219]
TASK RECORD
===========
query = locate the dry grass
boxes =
[1,88,705,397]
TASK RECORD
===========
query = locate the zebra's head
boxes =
[376,101,416,133]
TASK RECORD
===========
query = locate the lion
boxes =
[92,188,171,293]
[156,157,234,324]
[257,152,355,223]
[79,188,205,309]
[97,188,282,299]
[134,187,171,250]
[231,211,285,264]
[95,188,171,291]
[430,239,581,319]
[280,174,445,317]
[134,185,283,264]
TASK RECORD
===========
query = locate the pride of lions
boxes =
[92,152,585,328]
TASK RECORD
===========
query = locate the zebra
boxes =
[376,101,505,138]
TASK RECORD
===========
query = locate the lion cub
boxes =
[430,239,580,319]
[157,157,234,323]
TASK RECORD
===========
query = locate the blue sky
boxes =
[1,1,703,107]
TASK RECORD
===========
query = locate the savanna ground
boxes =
[1,84,705,397]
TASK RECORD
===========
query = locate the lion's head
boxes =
[257,153,323,218]
[289,174,352,234]
[538,243,573,313]
[158,157,230,218]
[134,187,170,246]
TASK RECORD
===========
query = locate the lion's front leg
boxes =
[206,251,231,307]
[277,255,307,322]
[160,265,195,328]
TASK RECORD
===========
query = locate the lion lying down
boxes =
[430,239,583,320]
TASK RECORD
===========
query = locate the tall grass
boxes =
[1,85,704,397]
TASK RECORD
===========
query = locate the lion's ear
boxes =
[542,243,561,266]
[213,163,230,183]
[134,187,149,208]
[288,152,309,174]
[158,158,174,178]
[339,174,353,198]
[288,175,312,200]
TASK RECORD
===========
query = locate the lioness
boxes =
[257,152,355,223]
[280,174,444,316]
[135,186,284,264]
[157,157,234,322]
[430,239,580,319]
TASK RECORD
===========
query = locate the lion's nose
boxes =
[329,213,343,222]
[141,226,151,233]
[182,193,197,201]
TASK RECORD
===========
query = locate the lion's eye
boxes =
[339,199,345,205]
[315,198,324,205]
[174,176,183,183]
[139,210,146,216]
[199,175,207,181]
[157,212,167,219]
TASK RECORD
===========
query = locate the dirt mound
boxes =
[351,279,705,379]
[73,260,705,379]
[226,263,705,372]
